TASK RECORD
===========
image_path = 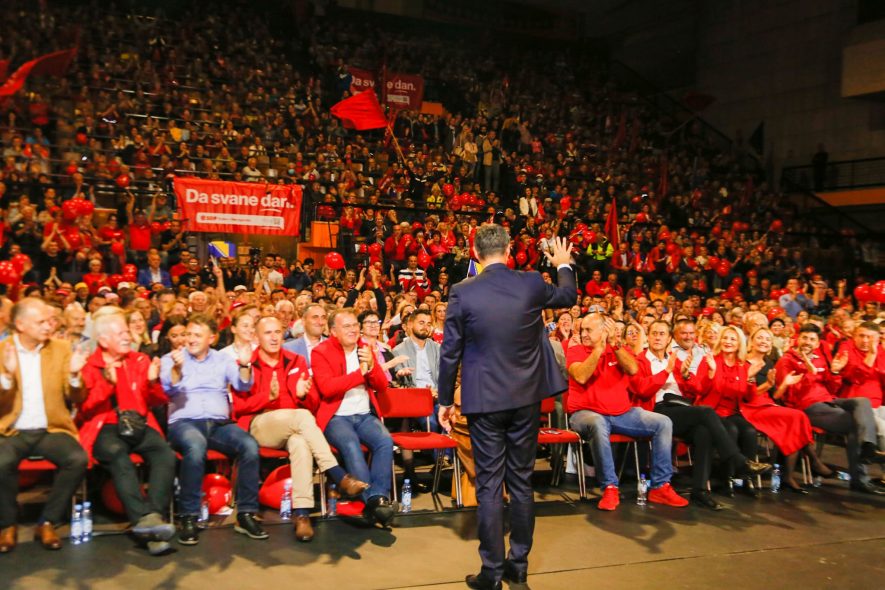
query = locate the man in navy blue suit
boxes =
[438,224,576,590]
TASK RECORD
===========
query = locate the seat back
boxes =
[540,397,556,415]
[376,387,434,420]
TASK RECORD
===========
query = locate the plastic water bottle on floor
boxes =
[280,480,293,521]
[636,474,648,506]
[401,479,412,513]
[199,492,209,526]
[81,501,93,543]
[70,504,83,545]
[327,484,338,516]
[770,463,781,493]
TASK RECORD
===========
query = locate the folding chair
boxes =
[539,397,586,499]
[376,387,462,508]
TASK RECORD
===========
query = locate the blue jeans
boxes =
[167,419,260,515]
[569,407,674,489]
[324,413,393,501]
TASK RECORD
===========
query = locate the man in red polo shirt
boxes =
[566,313,687,511]
[837,322,885,451]
[127,208,153,266]
[233,316,368,542]
[775,323,885,495]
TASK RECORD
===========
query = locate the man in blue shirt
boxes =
[160,315,267,545]
[778,278,815,320]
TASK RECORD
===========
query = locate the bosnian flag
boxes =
[466,259,483,279]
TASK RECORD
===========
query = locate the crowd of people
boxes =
[0,0,883,561]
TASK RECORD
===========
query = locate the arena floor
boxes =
[5,458,884,590]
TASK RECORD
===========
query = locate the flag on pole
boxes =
[604,197,619,252]
[330,90,388,131]
[466,259,483,279]
[0,48,77,97]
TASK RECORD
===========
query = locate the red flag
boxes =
[604,197,619,252]
[0,48,77,97]
[330,90,388,131]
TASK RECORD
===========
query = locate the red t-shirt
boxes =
[129,223,152,251]
[566,344,632,416]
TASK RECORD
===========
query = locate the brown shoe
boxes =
[34,523,62,550]
[294,516,314,542]
[337,474,370,497]
[0,526,16,553]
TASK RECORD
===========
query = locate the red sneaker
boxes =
[597,485,620,511]
[648,482,689,507]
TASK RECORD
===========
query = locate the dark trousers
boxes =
[805,398,876,482]
[92,425,176,524]
[467,402,540,583]
[655,403,742,491]
[722,415,758,478]
[0,430,88,528]
[167,419,260,515]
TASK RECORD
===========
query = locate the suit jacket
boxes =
[310,337,389,430]
[282,336,325,368]
[137,267,172,288]
[438,263,577,414]
[392,337,440,388]
[0,337,86,440]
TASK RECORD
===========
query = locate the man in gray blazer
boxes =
[392,309,443,491]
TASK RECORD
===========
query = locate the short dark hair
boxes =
[798,323,821,335]
[474,223,509,260]
[410,309,432,323]
[358,310,380,325]
[858,321,880,333]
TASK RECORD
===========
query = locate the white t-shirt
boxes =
[336,347,371,416]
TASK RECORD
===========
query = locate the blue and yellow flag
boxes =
[466,259,483,278]
[208,241,236,259]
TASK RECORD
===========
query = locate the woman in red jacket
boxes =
[682,325,764,496]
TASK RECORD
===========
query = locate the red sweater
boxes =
[310,337,388,430]
[232,349,319,431]
[682,354,755,418]
[838,341,884,408]
[566,344,632,416]
[774,349,842,411]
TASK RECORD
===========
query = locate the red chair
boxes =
[539,397,586,499]
[18,457,87,513]
[376,387,463,508]
[609,434,650,483]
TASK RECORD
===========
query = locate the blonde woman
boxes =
[126,309,155,356]
[431,302,447,344]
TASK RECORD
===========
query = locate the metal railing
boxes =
[782,156,885,191]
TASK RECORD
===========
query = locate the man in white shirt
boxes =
[0,298,89,552]
[253,254,284,294]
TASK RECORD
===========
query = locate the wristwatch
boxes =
[238,361,252,369]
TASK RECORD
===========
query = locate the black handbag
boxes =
[661,392,692,407]
[117,409,148,444]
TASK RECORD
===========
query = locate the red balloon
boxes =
[107,274,123,287]
[707,256,720,269]
[854,284,872,302]
[0,261,20,285]
[747,269,758,278]
[122,264,138,277]
[203,473,232,495]
[259,465,291,509]
[79,200,95,216]
[150,222,163,234]
[716,261,731,277]
[206,486,232,514]
[711,225,722,237]
[769,219,784,233]
[515,251,527,266]
[767,307,785,321]
[10,253,31,274]
[116,174,131,188]
[367,243,382,257]
[324,251,345,270]
[369,254,381,266]
[506,255,516,269]
[75,132,88,145]
[731,276,744,287]
[659,230,671,241]
[66,163,78,175]
[111,241,125,256]
[61,200,79,221]
[66,231,83,249]
[442,183,455,197]
[804,265,815,275]
[722,205,732,215]
[417,251,432,269]
[666,243,679,255]
[635,212,648,223]
[873,281,885,303]
[731,221,742,233]
[358,243,368,255]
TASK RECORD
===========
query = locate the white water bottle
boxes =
[770,464,781,493]
[81,501,93,542]
[401,479,412,513]
[70,504,83,544]
[636,474,648,506]
[280,480,293,520]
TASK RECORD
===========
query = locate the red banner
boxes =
[173,177,302,237]
[347,66,424,110]
[0,48,77,97]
